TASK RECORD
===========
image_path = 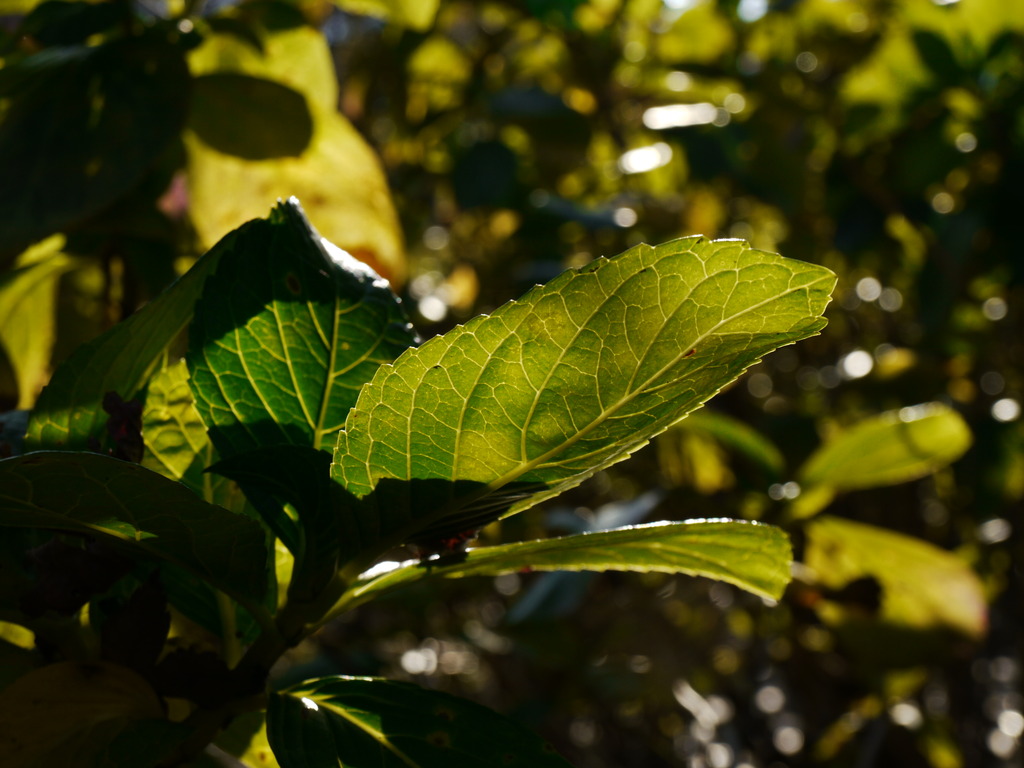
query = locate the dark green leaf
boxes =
[340,520,792,614]
[210,446,353,602]
[138,361,273,645]
[13,1,123,48]
[0,660,177,767]
[0,36,189,258]
[23,210,236,452]
[268,676,572,767]
[912,30,963,81]
[158,560,264,648]
[0,452,268,610]
[187,198,417,457]
[189,73,313,160]
[333,237,835,558]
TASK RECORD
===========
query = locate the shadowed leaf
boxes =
[268,676,572,767]
[187,199,416,458]
[0,452,268,610]
[189,73,313,160]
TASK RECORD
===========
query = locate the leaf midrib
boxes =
[310,694,421,768]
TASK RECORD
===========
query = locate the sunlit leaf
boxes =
[333,237,835,559]
[0,452,268,609]
[187,198,416,457]
[267,676,572,767]
[804,515,987,640]
[0,0,41,13]
[341,520,792,614]
[0,237,76,408]
[141,360,208,485]
[792,403,972,518]
[333,0,439,31]
[0,623,37,692]
[186,25,406,284]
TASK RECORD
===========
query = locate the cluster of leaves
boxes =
[1,0,1019,766]
[0,189,834,766]
[326,1,1020,766]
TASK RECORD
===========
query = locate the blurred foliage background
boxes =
[1,0,1023,765]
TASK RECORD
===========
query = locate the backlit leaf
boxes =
[333,237,835,558]
[674,408,785,479]
[333,0,440,31]
[0,236,76,408]
[141,361,268,644]
[141,360,209,486]
[267,676,572,768]
[804,515,986,640]
[792,403,972,518]
[341,520,792,614]
[187,198,416,457]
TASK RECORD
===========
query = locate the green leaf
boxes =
[140,361,272,645]
[187,198,416,457]
[340,520,792,614]
[0,452,268,610]
[188,73,314,160]
[209,446,352,603]
[207,711,279,768]
[333,237,835,557]
[23,208,234,452]
[0,236,76,409]
[792,403,972,519]
[912,29,963,81]
[140,359,255,518]
[158,561,265,649]
[267,676,572,767]
[0,35,189,258]
[13,1,123,48]
[804,515,986,640]
[332,0,440,31]
[140,360,210,487]
[676,408,786,479]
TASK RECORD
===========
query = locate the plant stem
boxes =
[216,590,241,669]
